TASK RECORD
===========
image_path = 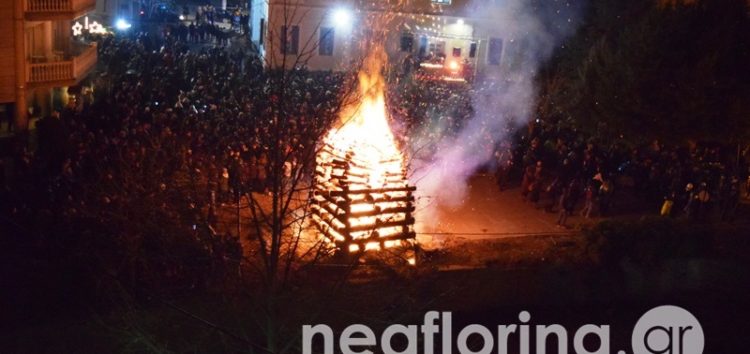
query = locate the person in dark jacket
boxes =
[557,178,581,228]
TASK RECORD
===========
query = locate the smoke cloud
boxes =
[409,0,585,226]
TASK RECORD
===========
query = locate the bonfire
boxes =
[311,46,416,252]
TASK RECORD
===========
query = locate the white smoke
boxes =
[410,0,585,227]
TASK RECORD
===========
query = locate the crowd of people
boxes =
[389,71,747,228]
[1,29,747,236]
[0,8,745,339]
[0,29,356,297]
[1,31,346,238]
[194,4,250,33]
[386,58,747,227]
[133,3,245,48]
[389,78,475,154]
[150,21,237,46]
[504,123,747,227]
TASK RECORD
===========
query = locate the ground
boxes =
[212,171,748,260]
[413,172,672,250]
[212,173,591,241]
[417,174,583,245]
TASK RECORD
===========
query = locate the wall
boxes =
[265,3,356,71]
[0,0,17,103]
[263,0,510,76]
[249,0,268,57]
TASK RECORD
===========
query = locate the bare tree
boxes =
[238,1,367,352]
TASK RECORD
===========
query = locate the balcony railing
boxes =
[27,43,97,86]
[25,0,96,19]
[28,62,74,84]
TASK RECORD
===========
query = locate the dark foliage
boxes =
[539,0,750,144]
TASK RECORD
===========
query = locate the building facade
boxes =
[249,0,515,77]
[0,0,98,132]
[93,0,139,23]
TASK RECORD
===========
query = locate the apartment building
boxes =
[1,0,98,132]
[249,0,513,77]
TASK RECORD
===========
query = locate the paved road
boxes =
[415,174,585,246]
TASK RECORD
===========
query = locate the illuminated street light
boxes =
[332,8,352,28]
[115,18,132,30]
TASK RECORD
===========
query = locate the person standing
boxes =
[695,182,711,221]
[257,151,268,194]
[557,179,581,228]
[219,167,230,204]
[529,161,544,205]
[660,191,675,217]
[721,176,740,221]
[521,163,535,200]
[544,177,561,213]
[581,182,596,218]
[228,152,242,200]
[189,22,196,42]
[683,183,697,220]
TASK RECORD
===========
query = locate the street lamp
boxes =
[332,8,352,28]
[115,18,132,30]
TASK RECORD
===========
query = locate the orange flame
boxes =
[324,45,405,189]
[312,45,415,250]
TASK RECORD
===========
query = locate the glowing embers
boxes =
[311,145,417,252]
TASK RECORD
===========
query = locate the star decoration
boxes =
[72,22,83,36]
[89,21,106,34]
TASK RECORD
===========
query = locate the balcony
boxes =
[27,43,97,87]
[25,0,96,21]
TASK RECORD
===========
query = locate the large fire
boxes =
[312,46,416,253]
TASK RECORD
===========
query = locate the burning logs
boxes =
[312,145,416,252]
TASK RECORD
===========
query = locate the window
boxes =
[437,41,446,55]
[280,25,299,55]
[319,27,334,56]
[400,33,414,52]
[469,42,477,58]
[418,36,428,57]
[259,18,265,45]
[452,47,461,57]
[488,37,503,65]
